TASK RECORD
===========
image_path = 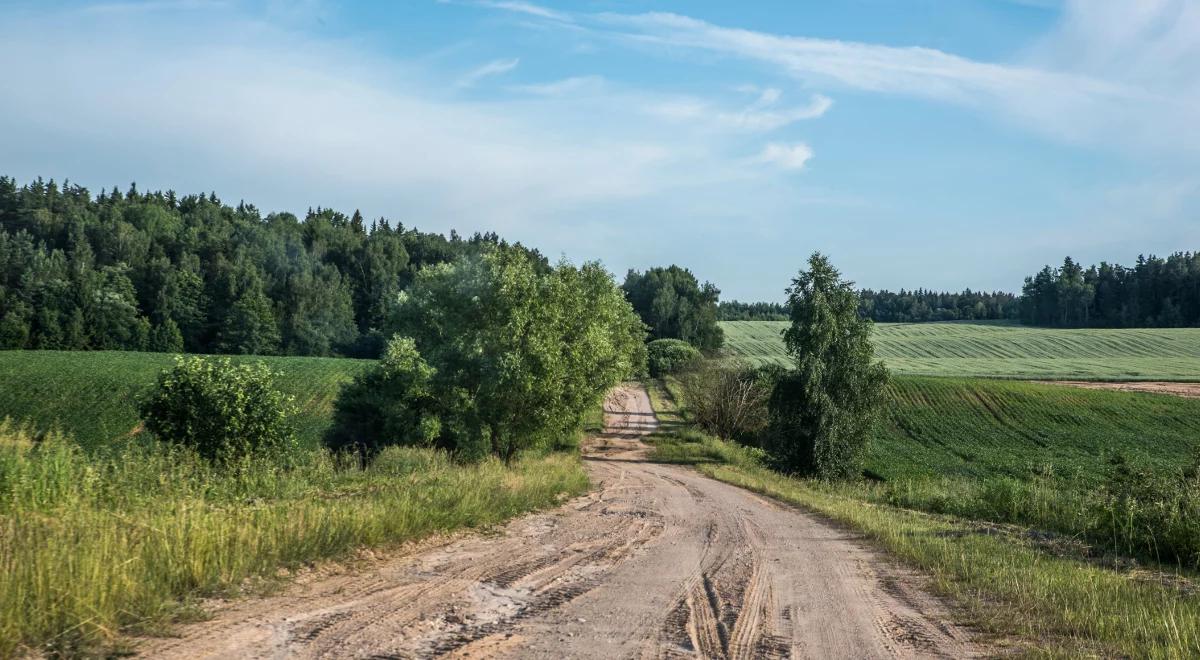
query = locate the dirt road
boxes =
[140,384,982,659]
[1043,380,1200,399]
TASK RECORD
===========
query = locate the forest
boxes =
[1019,253,1200,327]
[0,176,546,356]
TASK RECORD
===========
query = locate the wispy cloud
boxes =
[457,57,520,87]
[481,2,1199,155]
[753,143,814,171]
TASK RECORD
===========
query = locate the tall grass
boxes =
[720,319,1200,380]
[0,421,587,657]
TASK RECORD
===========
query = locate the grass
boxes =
[645,383,1200,658]
[0,422,588,657]
[0,350,371,450]
[720,319,1200,380]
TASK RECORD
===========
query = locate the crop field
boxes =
[870,376,1200,484]
[720,320,1200,380]
[0,351,371,449]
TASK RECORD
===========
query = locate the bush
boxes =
[680,362,779,445]
[1093,455,1200,568]
[646,338,702,377]
[139,356,297,462]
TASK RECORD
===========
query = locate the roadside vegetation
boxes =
[0,422,586,657]
[0,243,642,656]
[646,381,1200,657]
[721,318,1200,379]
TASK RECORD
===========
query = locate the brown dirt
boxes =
[136,384,985,659]
[1042,381,1200,399]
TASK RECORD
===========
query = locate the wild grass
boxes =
[0,350,371,450]
[0,421,588,657]
[720,319,1200,380]
[644,394,1200,658]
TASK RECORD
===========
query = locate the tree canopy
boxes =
[0,176,546,356]
[1020,253,1200,328]
[327,246,646,462]
[622,265,723,351]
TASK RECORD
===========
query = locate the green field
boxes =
[721,320,1200,380]
[872,376,1200,484]
[0,351,371,449]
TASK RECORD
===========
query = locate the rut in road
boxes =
[139,384,985,659]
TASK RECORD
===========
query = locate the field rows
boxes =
[721,320,1200,380]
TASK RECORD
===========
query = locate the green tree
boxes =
[622,265,723,351]
[330,246,644,462]
[766,253,888,479]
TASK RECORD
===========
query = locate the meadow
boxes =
[721,320,1200,380]
[0,350,370,449]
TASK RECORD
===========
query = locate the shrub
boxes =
[680,362,779,445]
[646,338,702,377]
[1093,455,1200,568]
[139,356,297,462]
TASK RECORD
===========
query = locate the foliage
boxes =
[0,175,546,357]
[646,338,702,377]
[622,265,723,351]
[858,288,1019,322]
[765,253,888,479]
[720,319,1200,380]
[325,336,442,457]
[139,357,298,462]
[678,362,779,445]
[329,246,645,462]
[717,300,789,321]
[0,421,587,657]
[1021,252,1200,328]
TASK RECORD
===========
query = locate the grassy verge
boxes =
[644,380,1200,658]
[0,422,588,657]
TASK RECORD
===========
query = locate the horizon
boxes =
[2,1,1196,301]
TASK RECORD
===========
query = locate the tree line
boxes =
[1020,253,1200,328]
[0,176,546,355]
[857,289,1019,323]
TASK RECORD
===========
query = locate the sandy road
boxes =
[140,384,983,659]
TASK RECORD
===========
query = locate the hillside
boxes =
[721,320,1200,380]
[0,351,370,449]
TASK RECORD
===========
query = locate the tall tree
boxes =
[766,253,889,479]
[622,265,723,351]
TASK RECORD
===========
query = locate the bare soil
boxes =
[137,384,984,659]
[1043,381,1200,398]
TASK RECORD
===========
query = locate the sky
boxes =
[1,0,1197,301]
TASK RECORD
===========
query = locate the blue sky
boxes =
[2,1,1197,301]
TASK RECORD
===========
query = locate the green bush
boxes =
[139,356,297,462]
[646,338,702,377]
[327,246,645,463]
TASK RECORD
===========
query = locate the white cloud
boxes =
[457,57,520,87]
[753,143,814,170]
[483,3,1199,155]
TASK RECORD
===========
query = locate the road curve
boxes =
[139,384,983,659]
